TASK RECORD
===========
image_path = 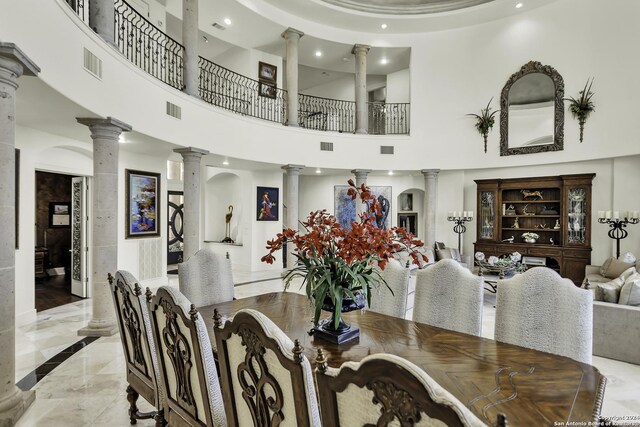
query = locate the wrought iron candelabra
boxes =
[597,210,639,258]
[447,211,474,254]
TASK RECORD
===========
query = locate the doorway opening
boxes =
[34,171,84,311]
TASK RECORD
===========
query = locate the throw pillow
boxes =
[449,248,462,262]
[595,277,625,303]
[619,252,637,263]
[435,248,453,261]
[618,272,640,306]
[600,257,635,279]
[435,241,446,250]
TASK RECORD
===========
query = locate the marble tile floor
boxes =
[13,270,640,426]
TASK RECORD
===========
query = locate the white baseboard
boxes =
[16,308,37,327]
[46,267,66,276]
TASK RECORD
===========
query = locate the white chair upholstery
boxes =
[147,286,227,427]
[413,259,484,336]
[109,270,165,424]
[369,259,411,318]
[494,267,593,364]
[315,353,489,427]
[214,308,321,427]
[178,249,235,307]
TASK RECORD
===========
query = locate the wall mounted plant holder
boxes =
[566,78,595,143]
[467,97,499,153]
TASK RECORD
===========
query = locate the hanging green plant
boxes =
[565,78,595,143]
[467,98,499,153]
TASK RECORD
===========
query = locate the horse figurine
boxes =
[521,189,543,200]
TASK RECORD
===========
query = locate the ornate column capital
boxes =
[174,147,210,161]
[421,169,440,179]
[351,44,371,55]
[351,169,372,181]
[282,164,305,175]
[76,117,132,140]
[281,27,304,39]
[0,43,40,89]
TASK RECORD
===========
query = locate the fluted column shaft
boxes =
[89,0,116,46]
[282,165,304,270]
[351,169,371,218]
[0,43,39,425]
[175,147,209,260]
[282,28,304,127]
[182,0,200,97]
[77,117,131,337]
[422,169,440,249]
[352,44,370,134]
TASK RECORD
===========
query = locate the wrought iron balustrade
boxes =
[65,0,88,22]
[114,0,184,89]
[298,94,355,133]
[368,102,410,135]
[199,57,286,124]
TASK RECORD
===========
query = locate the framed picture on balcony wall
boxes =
[257,187,279,221]
[258,61,277,84]
[259,82,277,99]
[126,169,161,238]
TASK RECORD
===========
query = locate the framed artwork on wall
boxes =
[398,213,418,236]
[400,193,413,211]
[334,185,392,230]
[126,169,161,238]
[258,61,277,84]
[257,186,279,221]
[258,82,277,99]
[49,202,71,228]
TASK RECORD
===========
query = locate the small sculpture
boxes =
[521,189,543,200]
[522,204,536,216]
[221,205,234,243]
[537,223,548,229]
[554,219,560,229]
[513,218,520,228]
[550,238,554,245]
[502,236,515,243]
[505,204,516,215]
[541,205,559,215]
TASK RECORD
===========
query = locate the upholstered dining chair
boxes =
[147,286,227,427]
[314,352,493,427]
[109,271,165,425]
[178,249,234,307]
[213,308,321,427]
[368,258,411,318]
[413,259,484,336]
[494,267,593,364]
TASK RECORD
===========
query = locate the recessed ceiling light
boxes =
[222,158,229,165]
[342,57,350,62]
[315,50,322,57]
[118,135,127,143]
[388,170,394,176]
[223,17,232,25]
[515,2,523,8]
[315,168,321,174]
[380,58,389,65]
[381,23,387,29]
[203,36,209,43]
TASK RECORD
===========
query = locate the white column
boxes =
[77,117,131,337]
[0,42,39,426]
[352,44,370,134]
[89,0,116,47]
[422,169,440,249]
[282,164,304,270]
[351,169,371,218]
[174,147,209,261]
[182,0,200,97]
[281,28,304,127]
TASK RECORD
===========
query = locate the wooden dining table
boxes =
[199,292,606,426]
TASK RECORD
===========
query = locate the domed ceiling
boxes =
[320,0,495,15]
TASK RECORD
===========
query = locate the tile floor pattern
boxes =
[14,270,640,426]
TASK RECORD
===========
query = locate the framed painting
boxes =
[258,61,277,84]
[259,82,277,99]
[257,186,279,221]
[126,169,161,238]
[334,185,392,230]
[49,202,71,228]
[399,193,413,211]
[398,213,418,236]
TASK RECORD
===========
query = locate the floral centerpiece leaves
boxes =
[262,180,428,330]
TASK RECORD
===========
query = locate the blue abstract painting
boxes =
[334,185,392,230]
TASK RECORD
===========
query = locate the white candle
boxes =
[463,211,468,218]
[469,211,474,218]
[614,211,620,220]
[598,211,605,219]
[634,211,639,219]
[606,211,612,219]
[448,211,453,218]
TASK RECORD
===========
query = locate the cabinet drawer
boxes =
[474,244,497,253]
[563,249,590,259]
[528,247,562,257]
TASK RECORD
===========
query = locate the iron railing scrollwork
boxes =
[65,0,88,23]
[199,57,286,124]
[114,0,184,89]
[368,102,410,135]
[298,94,355,133]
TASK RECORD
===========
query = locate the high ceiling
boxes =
[319,0,494,15]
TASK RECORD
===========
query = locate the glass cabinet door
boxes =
[567,187,586,244]
[479,191,496,240]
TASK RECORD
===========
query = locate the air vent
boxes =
[380,145,394,155]
[83,48,102,79]
[320,141,334,152]
[166,101,182,119]
[212,22,226,30]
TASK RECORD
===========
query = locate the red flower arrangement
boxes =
[262,179,428,329]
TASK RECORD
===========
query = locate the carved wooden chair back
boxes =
[178,249,234,307]
[494,267,593,364]
[413,259,484,336]
[315,352,490,427]
[369,258,411,318]
[147,286,227,427]
[214,308,321,427]
[109,270,163,422]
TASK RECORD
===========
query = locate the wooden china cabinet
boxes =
[474,173,595,285]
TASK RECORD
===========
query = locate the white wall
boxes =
[386,68,410,103]
[302,74,387,101]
